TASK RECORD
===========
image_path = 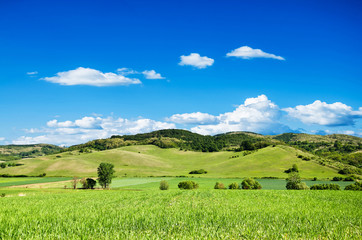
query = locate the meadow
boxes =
[0,145,343,179]
[0,188,361,239]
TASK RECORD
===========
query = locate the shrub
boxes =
[0,193,5,198]
[228,182,239,190]
[284,164,299,173]
[178,181,199,190]
[86,178,96,189]
[286,172,309,190]
[159,180,169,190]
[241,178,262,190]
[38,173,46,177]
[344,181,362,191]
[214,182,225,189]
[189,169,207,174]
[310,184,340,190]
[332,176,343,181]
[312,177,317,181]
[0,163,6,168]
[344,176,355,181]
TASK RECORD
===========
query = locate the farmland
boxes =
[0,188,361,239]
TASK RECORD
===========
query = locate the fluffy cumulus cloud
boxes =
[166,112,217,124]
[226,46,285,60]
[284,100,362,126]
[142,70,165,79]
[168,95,290,135]
[42,67,141,87]
[179,53,214,69]
[0,137,5,141]
[13,116,175,146]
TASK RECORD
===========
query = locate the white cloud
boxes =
[226,46,285,60]
[284,100,362,126]
[42,67,141,87]
[166,112,217,124]
[116,68,138,75]
[27,71,38,75]
[0,137,5,141]
[142,70,165,79]
[187,95,290,135]
[179,53,214,69]
[13,116,175,146]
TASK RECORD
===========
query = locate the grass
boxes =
[0,177,71,187]
[0,145,343,178]
[0,189,360,239]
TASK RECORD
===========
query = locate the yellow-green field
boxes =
[0,145,343,178]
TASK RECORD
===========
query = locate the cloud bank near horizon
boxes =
[12,95,362,145]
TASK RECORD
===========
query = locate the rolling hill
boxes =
[0,144,344,179]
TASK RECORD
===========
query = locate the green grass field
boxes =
[0,145,343,178]
[0,189,360,239]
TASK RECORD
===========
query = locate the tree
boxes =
[97,163,115,189]
[71,176,78,189]
[86,178,97,189]
[286,172,309,190]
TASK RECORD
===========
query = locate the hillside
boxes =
[0,144,62,161]
[0,144,343,179]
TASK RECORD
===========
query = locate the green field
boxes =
[0,188,360,239]
[0,177,71,187]
[0,145,343,178]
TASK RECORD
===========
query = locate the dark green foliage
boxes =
[241,178,262,189]
[0,163,6,168]
[0,193,5,198]
[97,163,115,189]
[344,181,362,191]
[159,180,169,190]
[332,176,343,181]
[86,178,97,189]
[38,173,46,177]
[284,164,299,173]
[178,181,199,190]
[189,169,207,174]
[228,182,239,189]
[312,177,317,181]
[286,172,309,190]
[214,182,225,189]
[343,176,355,181]
[310,184,340,190]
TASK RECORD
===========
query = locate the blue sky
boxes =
[0,0,361,145]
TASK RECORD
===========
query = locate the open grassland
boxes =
[0,189,360,239]
[0,145,342,178]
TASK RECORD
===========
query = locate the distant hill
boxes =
[0,144,63,161]
[0,145,345,179]
[1,130,361,177]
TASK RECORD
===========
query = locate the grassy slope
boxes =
[0,145,342,178]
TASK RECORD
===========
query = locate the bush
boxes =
[344,181,362,191]
[284,164,299,173]
[214,182,225,189]
[38,173,46,177]
[0,163,6,168]
[228,182,239,189]
[312,177,317,181]
[332,176,343,181]
[241,178,262,190]
[159,180,169,190]
[178,181,199,190]
[86,178,96,189]
[310,184,340,190]
[286,172,309,190]
[343,176,355,181]
[189,169,207,174]
[0,193,5,198]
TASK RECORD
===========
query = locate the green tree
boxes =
[97,163,115,189]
